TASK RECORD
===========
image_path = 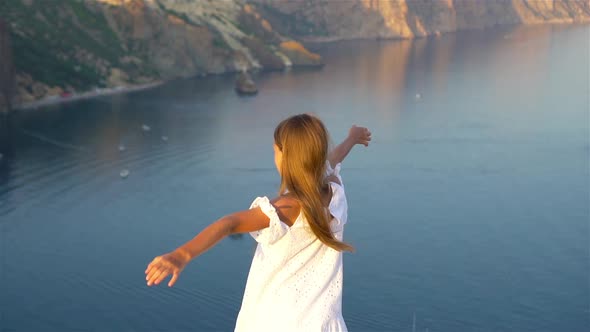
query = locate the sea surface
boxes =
[1,24,588,332]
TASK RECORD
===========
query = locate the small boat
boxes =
[120,169,130,178]
[118,144,126,152]
[142,124,151,132]
[161,136,168,142]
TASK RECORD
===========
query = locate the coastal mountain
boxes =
[1,0,322,108]
[0,0,588,110]
[253,0,590,41]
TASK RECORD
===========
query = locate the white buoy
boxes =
[142,124,151,131]
[415,93,421,99]
[120,169,130,178]
[118,144,126,152]
[161,136,168,142]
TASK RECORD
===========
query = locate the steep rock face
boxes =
[252,0,590,41]
[1,0,321,105]
[0,19,15,113]
[96,0,234,77]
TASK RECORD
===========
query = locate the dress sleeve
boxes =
[325,161,344,187]
[249,196,290,245]
[326,161,348,229]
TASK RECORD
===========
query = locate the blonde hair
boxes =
[274,114,354,252]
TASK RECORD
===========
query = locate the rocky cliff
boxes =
[252,0,590,41]
[1,0,322,106]
[0,18,15,113]
[2,0,589,107]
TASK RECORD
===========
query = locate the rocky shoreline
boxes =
[13,80,163,111]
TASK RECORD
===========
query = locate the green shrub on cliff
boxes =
[0,0,129,89]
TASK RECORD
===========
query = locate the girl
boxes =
[145,114,371,331]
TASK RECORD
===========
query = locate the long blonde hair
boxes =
[273,114,354,252]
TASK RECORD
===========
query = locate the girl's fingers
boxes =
[145,262,155,274]
[147,268,166,285]
[145,257,161,274]
[146,266,161,282]
[168,272,179,287]
[145,266,159,280]
[145,264,154,276]
[154,270,171,285]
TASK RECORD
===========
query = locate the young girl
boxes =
[145,114,371,331]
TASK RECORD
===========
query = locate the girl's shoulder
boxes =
[270,195,301,227]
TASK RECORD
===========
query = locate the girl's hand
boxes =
[348,125,372,147]
[145,250,190,287]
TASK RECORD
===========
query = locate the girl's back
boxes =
[235,162,348,332]
[144,115,371,332]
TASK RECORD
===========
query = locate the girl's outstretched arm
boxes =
[144,197,299,287]
[144,208,269,287]
[328,125,371,167]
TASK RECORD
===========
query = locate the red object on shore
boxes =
[60,92,72,98]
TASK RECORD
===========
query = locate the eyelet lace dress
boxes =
[234,162,348,332]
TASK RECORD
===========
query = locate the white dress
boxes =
[234,162,348,332]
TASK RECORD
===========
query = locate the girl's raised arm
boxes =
[328,125,371,168]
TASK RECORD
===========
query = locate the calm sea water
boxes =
[0,24,588,332]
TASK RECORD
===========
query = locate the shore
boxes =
[12,80,164,111]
